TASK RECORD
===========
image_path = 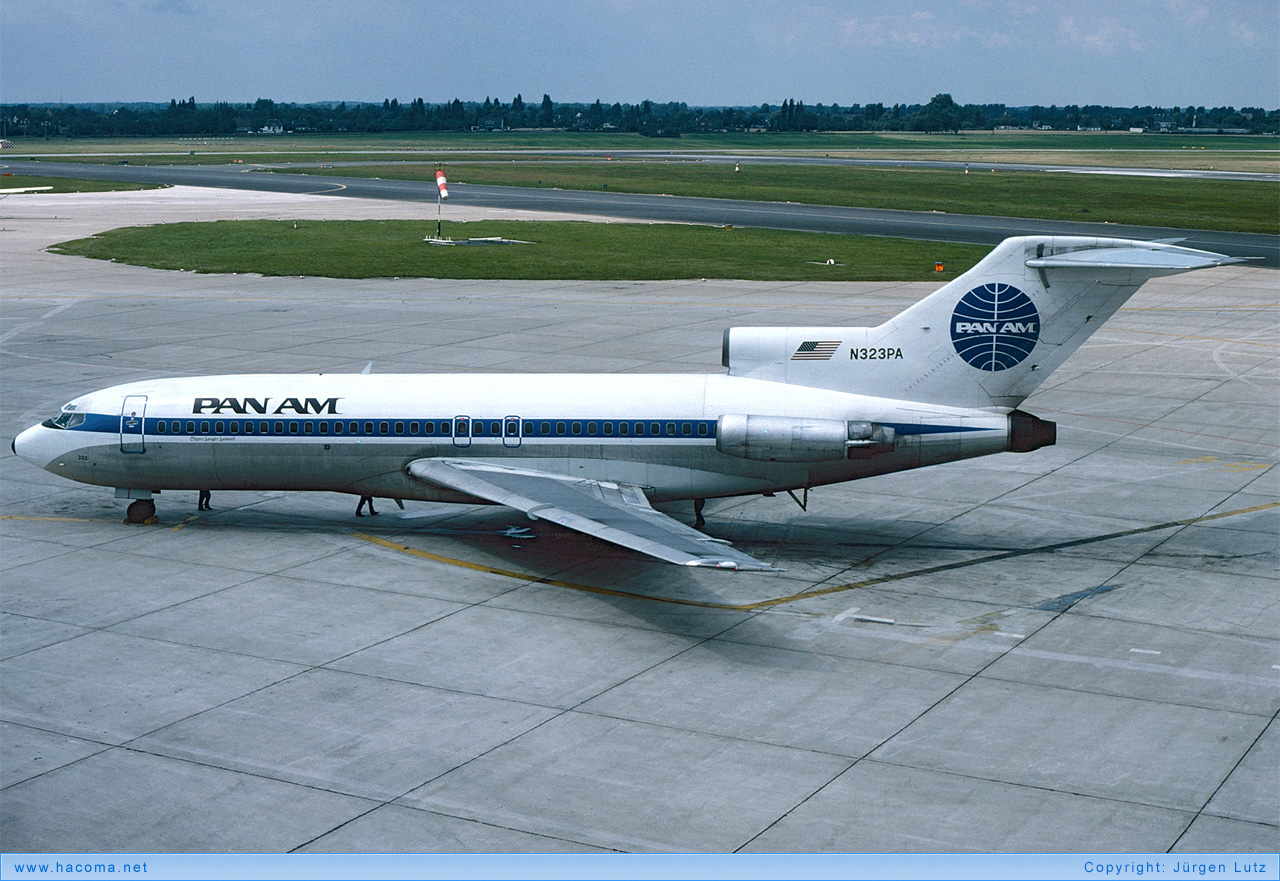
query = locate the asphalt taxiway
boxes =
[5,158,1277,267]
[1,188,1276,853]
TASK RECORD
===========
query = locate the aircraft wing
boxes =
[406,458,779,571]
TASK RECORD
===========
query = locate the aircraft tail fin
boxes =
[723,236,1243,409]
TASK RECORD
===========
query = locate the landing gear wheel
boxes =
[125,499,157,524]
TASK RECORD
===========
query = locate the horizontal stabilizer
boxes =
[1026,244,1247,271]
[407,458,779,571]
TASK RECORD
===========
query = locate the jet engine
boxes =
[716,415,895,462]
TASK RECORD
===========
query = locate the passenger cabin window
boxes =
[157,422,167,433]
[187,421,196,433]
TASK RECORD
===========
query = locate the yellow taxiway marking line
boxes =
[354,500,1280,612]
[351,531,750,611]
[11,502,1274,612]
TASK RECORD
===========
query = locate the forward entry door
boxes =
[120,395,147,453]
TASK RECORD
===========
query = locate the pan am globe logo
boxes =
[950,283,1040,371]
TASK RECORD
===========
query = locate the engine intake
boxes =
[716,415,895,462]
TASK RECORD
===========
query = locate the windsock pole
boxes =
[435,167,449,239]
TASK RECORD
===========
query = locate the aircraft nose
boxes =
[13,424,49,468]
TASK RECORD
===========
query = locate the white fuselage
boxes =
[14,372,1012,503]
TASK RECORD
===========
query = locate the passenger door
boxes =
[120,395,147,453]
[503,415,522,448]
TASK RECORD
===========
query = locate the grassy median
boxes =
[50,220,991,281]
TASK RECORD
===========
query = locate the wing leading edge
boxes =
[406,458,779,571]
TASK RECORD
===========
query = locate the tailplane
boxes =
[723,236,1244,409]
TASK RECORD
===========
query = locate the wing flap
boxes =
[406,458,778,571]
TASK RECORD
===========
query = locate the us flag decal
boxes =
[791,340,841,361]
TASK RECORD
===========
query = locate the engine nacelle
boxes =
[716,415,895,462]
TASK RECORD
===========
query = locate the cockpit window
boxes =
[47,409,86,430]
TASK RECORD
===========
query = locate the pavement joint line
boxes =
[1030,408,1280,450]
[1100,326,1280,348]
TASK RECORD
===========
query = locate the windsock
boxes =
[435,169,449,200]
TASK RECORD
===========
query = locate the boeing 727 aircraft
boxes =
[13,236,1243,570]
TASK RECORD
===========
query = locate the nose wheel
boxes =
[125,499,157,524]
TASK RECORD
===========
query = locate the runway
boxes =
[1,188,1276,853]
[6,158,1278,267]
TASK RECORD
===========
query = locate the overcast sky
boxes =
[3,1,1277,108]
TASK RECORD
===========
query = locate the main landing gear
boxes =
[124,498,158,525]
[694,498,706,529]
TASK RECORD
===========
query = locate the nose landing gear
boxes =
[125,498,158,525]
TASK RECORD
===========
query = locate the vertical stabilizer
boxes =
[723,237,1242,409]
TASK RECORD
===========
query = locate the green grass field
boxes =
[17,129,1278,156]
[0,174,164,194]
[287,161,1279,234]
[50,220,991,281]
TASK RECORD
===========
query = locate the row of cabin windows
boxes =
[150,419,715,438]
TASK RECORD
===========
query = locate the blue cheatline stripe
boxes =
[78,415,723,441]
[70,414,997,440]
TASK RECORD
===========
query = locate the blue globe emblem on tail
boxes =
[950,283,1040,371]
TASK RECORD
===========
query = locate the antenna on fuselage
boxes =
[361,361,373,375]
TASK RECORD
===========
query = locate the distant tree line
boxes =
[4,92,1276,138]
